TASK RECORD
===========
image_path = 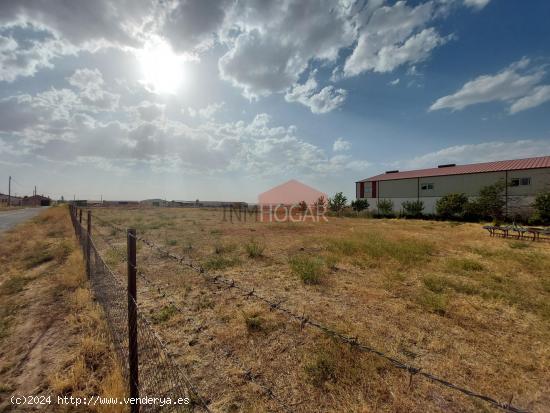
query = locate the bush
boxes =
[532,191,550,224]
[298,200,308,212]
[376,199,394,216]
[436,193,468,217]
[402,200,424,217]
[476,180,506,219]
[289,255,324,284]
[245,239,265,258]
[351,199,369,212]
[328,192,347,212]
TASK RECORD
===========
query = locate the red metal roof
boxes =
[360,156,550,182]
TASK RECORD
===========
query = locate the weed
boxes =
[328,233,433,267]
[213,242,237,254]
[509,241,530,249]
[152,305,178,323]
[417,290,448,315]
[289,255,324,284]
[204,255,239,270]
[243,312,264,332]
[245,239,265,258]
[323,254,339,270]
[23,245,54,269]
[445,258,484,274]
[304,351,337,387]
[0,276,30,295]
[166,239,178,246]
[422,275,446,293]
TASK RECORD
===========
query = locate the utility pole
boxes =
[8,176,11,207]
[34,186,36,196]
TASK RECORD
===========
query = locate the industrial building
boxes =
[356,156,550,217]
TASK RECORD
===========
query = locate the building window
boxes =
[510,177,531,186]
[421,183,434,190]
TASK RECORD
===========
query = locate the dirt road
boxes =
[0,207,45,235]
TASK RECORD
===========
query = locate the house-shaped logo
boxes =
[258,179,327,206]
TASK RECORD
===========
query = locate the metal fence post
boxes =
[127,228,139,412]
[79,209,82,224]
[86,210,91,279]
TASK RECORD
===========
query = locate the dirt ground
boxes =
[91,207,550,413]
[0,207,125,413]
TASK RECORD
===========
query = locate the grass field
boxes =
[92,207,550,412]
[0,207,125,413]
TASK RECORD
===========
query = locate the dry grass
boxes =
[0,206,125,412]
[91,207,550,412]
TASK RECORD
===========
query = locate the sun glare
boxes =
[137,40,185,94]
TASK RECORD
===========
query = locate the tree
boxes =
[298,200,308,212]
[532,191,550,224]
[436,193,468,217]
[328,192,347,212]
[351,199,369,212]
[313,196,326,210]
[402,200,424,217]
[377,199,394,216]
[476,180,506,219]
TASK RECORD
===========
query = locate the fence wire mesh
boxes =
[69,206,210,413]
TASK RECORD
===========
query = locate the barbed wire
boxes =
[71,209,212,413]
[91,212,531,413]
[91,219,293,412]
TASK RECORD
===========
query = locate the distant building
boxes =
[356,156,550,217]
[21,195,51,207]
[0,193,22,206]
[169,200,247,208]
[141,198,169,207]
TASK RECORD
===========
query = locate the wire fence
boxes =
[73,207,533,413]
[69,206,211,413]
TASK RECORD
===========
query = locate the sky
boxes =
[1,0,550,202]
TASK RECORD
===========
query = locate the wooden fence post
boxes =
[86,210,91,279]
[127,228,139,412]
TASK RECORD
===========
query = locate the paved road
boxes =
[0,208,45,235]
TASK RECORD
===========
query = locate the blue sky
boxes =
[1,0,549,202]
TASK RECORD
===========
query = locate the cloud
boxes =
[333,138,352,152]
[395,139,550,170]
[509,85,550,114]
[285,73,347,114]
[67,68,120,111]
[430,58,550,113]
[218,0,356,98]
[343,1,449,77]
[162,0,229,53]
[389,78,400,86]
[0,83,368,176]
[0,0,154,48]
[0,33,73,82]
[463,0,491,10]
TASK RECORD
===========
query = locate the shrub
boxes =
[532,191,550,224]
[436,193,468,217]
[245,239,265,258]
[351,199,369,212]
[402,200,424,217]
[289,255,324,284]
[328,192,347,212]
[476,180,506,219]
[376,199,394,216]
[204,255,239,270]
[243,312,264,332]
[313,196,327,211]
[304,352,336,387]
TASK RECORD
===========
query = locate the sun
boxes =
[137,40,185,94]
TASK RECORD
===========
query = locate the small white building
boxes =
[355,156,550,217]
